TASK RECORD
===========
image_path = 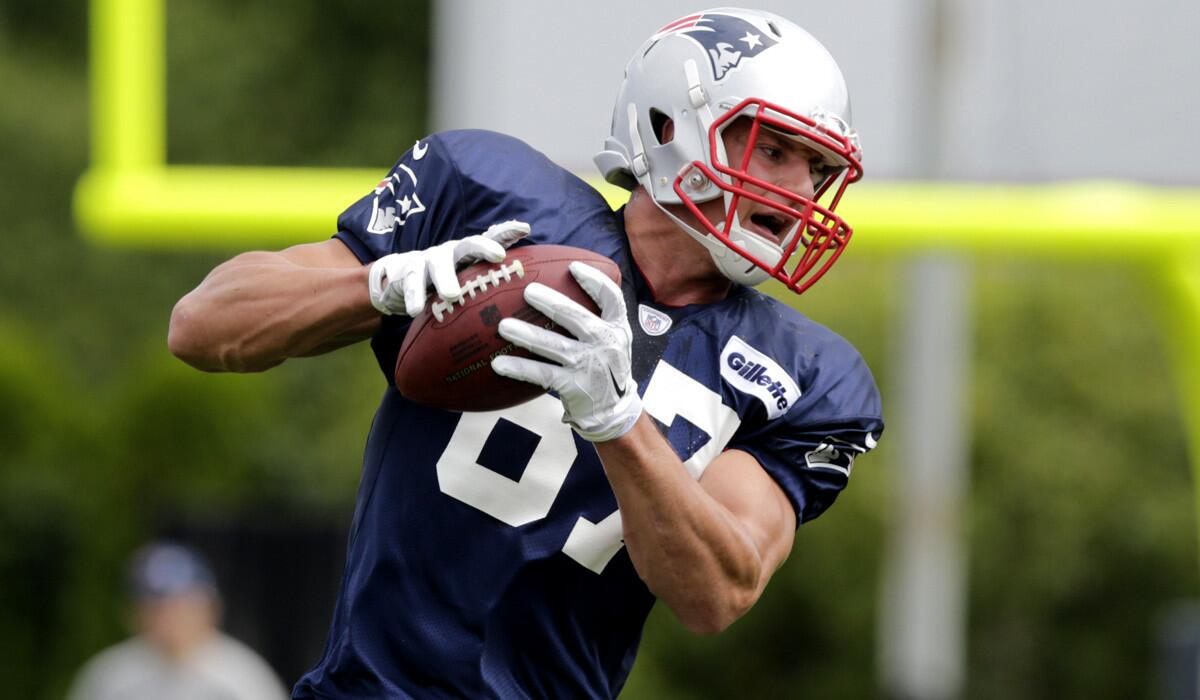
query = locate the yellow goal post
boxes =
[73,0,1200,558]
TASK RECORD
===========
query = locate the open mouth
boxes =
[748,212,795,243]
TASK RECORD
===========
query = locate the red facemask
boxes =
[673,97,863,295]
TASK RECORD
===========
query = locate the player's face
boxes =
[699,117,823,245]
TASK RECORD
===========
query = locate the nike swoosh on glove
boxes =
[491,261,642,442]
[368,220,530,316]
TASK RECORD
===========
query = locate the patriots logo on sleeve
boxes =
[655,12,778,81]
[366,142,429,234]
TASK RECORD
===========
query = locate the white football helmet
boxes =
[595,8,863,294]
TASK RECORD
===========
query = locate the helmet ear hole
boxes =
[649,109,673,145]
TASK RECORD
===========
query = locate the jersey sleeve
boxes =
[332,129,624,384]
[727,354,884,525]
[333,136,464,263]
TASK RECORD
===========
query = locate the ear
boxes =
[648,109,675,145]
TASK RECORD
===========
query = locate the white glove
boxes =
[491,261,642,442]
[368,220,530,316]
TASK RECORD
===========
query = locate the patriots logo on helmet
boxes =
[656,12,779,81]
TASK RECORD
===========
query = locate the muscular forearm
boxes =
[168,251,379,372]
[594,416,766,634]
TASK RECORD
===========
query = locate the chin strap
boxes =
[646,196,777,287]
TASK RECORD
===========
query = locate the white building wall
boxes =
[433,0,1200,182]
[432,1,924,176]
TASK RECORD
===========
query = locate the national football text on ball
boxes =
[442,317,559,385]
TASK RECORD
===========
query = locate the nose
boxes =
[777,161,816,201]
[754,161,816,211]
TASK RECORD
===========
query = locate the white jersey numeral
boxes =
[435,361,741,573]
[436,394,577,527]
[563,360,741,573]
[641,360,741,479]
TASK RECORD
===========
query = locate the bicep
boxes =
[699,449,797,581]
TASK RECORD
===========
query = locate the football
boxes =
[394,244,621,411]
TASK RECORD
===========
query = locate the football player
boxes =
[169,8,883,699]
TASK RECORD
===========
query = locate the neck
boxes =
[624,189,733,306]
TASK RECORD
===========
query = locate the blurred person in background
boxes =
[66,542,289,700]
[169,7,882,699]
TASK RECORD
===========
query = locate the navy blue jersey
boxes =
[293,130,883,700]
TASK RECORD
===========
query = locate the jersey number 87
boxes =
[435,360,741,574]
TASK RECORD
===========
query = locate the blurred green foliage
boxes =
[0,1,1194,699]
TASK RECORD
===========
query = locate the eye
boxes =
[812,163,844,190]
[756,145,784,162]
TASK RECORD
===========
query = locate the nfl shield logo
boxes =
[638,304,673,337]
[479,304,501,327]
